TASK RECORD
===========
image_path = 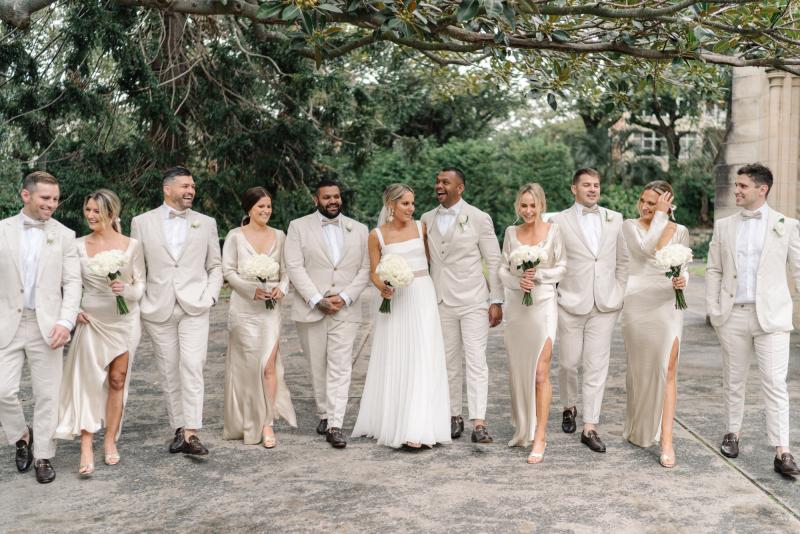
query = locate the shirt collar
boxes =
[439,198,464,215]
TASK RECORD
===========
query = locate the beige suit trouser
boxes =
[143,303,210,430]
[439,303,489,421]
[557,305,619,425]
[715,303,790,447]
[0,310,62,459]
[295,317,358,429]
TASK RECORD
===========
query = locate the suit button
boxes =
[729,294,734,298]
[175,264,179,268]
[733,275,737,279]
[19,289,24,293]
[332,283,336,287]
[333,267,337,271]
[17,309,21,313]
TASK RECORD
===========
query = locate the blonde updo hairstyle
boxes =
[514,182,547,222]
[640,180,675,220]
[378,183,414,226]
[84,188,122,233]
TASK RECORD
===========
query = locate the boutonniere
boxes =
[46,231,56,245]
[774,217,785,237]
[458,214,469,229]
[605,211,613,222]
[191,221,200,229]
[344,221,353,232]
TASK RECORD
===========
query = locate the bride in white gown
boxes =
[352,184,451,449]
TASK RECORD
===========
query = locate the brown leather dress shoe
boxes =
[562,407,577,434]
[774,453,800,476]
[182,435,209,456]
[451,416,464,439]
[580,430,606,453]
[316,419,328,435]
[471,425,494,444]
[34,459,56,484]
[326,427,347,449]
[720,433,739,458]
[15,426,33,472]
[169,427,185,454]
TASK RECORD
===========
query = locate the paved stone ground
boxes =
[2,271,800,533]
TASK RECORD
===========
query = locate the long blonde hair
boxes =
[514,183,547,221]
[84,188,122,233]
[378,183,414,226]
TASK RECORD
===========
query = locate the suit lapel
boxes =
[176,210,197,262]
[311,215,335,266]
[597,208,610,254]
[728,214,740,269]
[4,216,23,284]
[155,209,178,262]
[565,207,595,257]
[426,211,444,260]
[756,209,779,273]
[336,216,353,267]
[35,220,53,284]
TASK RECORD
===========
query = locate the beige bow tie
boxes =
[741,210,762,220]
[438,207,456,216]
[23,220,45,230]
[582,205,600,215]
[321,218,340,226]
[169,210,187,219]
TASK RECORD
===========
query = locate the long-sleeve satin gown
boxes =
[222,227,297,445]
[499,224,566,447]
[352,221,451,448]
[55,238,145,440]
[621,212,689,447]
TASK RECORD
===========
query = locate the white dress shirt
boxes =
[19,211,73,330]
[161,203,188,259]
[575,203,601,256]
[734,203,769,304]
[308,213,351,309]
[436,198,464,236]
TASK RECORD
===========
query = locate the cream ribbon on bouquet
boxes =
[87,250,130,315]
[375,253,413,314]
[654,244,693,310]
[242,254,281,309]
[509,245,549,306]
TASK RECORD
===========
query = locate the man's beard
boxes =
[317,204,340,219]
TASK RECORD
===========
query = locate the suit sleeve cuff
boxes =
[57,319,74,331]
[308,293,323,309]
[490,299,504,305]
[339,292,352,306]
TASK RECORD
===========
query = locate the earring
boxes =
[387,208,394,223]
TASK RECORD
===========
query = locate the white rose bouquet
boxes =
[375,253,414,314]
[242,254,281,309]
[87,250,129,315]
[655,244,693,310]
[509,245,549,306]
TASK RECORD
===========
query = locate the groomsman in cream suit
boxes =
[131,166,222,457]
[706,163,800,476]
[284,179,370,449]
[0,171,81,483]
[420,167,503,443]
[552,168,628,453]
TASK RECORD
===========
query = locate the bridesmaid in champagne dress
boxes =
[56,189,145,476]
[621,181,689,468]
[222,187,296,448]
[499,183,566,464]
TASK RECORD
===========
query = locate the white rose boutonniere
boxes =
[458,214,469,230]
[605,211,613,222]
[774,217,786,237]
[46,231,56,245]
[191,221,200,229]
[345,221,353,232]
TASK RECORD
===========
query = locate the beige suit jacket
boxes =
[551,206,629,315]
[420,201,503,307]
[130,207,223,323]
[0,214,81,348]
[705,208,800,333]
[283,213,370,323]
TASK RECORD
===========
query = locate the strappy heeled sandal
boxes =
[104,452,121,465]
[659,453,676,468]
[79,463,94,476]
[262,427,277,449]
[527,443,547,464]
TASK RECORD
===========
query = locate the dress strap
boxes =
[375,227,386,248]
[415,220,423,239]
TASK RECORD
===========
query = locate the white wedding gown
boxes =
[352,222,451,448]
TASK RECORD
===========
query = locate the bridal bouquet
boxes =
[87,250,129,315]
[655,244,693,310]
[375,253,414,314]
[509,245,549,306]
[242,254,281,309]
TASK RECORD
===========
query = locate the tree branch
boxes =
[0,0,58,27]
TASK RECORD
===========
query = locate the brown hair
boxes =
[514,183,547,220]
[241,187,272,226]
[23,171,59,192]
[641,180,675,219]
[737,163,773,196]
[572,168,600,185]
[84,189,122,233]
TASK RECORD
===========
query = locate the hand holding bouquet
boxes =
[655,244,693,310]
[509,245,549,306]
[88,250,129,315]
[375,253,414,314]
[243,254,281,309]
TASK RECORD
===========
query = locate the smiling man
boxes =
[0,171,81,483]
[131,166,223,458]
[706,163,800,477]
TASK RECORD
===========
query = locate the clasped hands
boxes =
[316,294,346,315]
[519,267,537,292]
[254,287,285,302]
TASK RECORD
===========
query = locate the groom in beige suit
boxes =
[706,163,800,477]
[284,179,370,449]
[0,171,81,483]
[131,166,222,457]
[552,168,628,453]
[421,167,503,443]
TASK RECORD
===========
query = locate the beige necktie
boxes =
[582,205,600,215]
[741,210,762,220]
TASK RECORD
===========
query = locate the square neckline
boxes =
[511,223,552,247]
[376,221,423,247]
